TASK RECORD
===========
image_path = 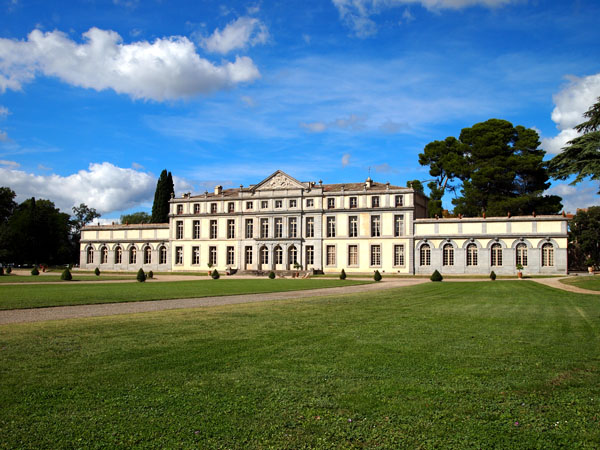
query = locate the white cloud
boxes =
[0,162,156,214]
[0,130,7,141]
[201,17,269,54]
[332,0,515,36]
[0,27,260,101]
[131,162,144,169]
[341,153,351,167]
[0,105,9,117]
[546,181,599,214]
[300,114,365,133]
[541,73,600,154]
[0,159,19,167]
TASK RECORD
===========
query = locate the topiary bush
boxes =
[211,269,220,280]
[6,266,11,274]
[0,267,4,276]
[340,269,347,280]
[31,266,39,276]
[147,270,154,279]
[490,271,497,281]
[374,270,382,282]
[94,267,100,276]
[137,268,146,282]
[60,268,72,281]
[430,269,443,282]
[268,271,276,279]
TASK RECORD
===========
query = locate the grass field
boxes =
[560,276,600,291]
[1,281,599,448]
[0,279,368,310]
[0,274,136,283]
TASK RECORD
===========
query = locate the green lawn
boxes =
[0,279,369,310]
[1,281,599,448]
[0,274,136,283]
[560,276,600,291]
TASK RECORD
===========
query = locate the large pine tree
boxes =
[151,170,175,223]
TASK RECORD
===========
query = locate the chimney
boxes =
[365,177,373,188]
[214,185,222,195]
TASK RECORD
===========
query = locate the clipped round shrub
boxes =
[340,269,347,280]
[6,266,11,274]
[430,269,443,282]
[94,267,100,276]
[60,268,72,281]
[268,271,276,279]
[0,267,4,276]
[490,271,497,281]
[31,266,40,276]
[136,268,146,282]
[374,270,382,282]
[147,270,154,279]
[211,269,220,280]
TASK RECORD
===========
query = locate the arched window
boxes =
[289,246,297,266]
[274,246,283,265]
[129,247,137,264]
[516,243,528,267]
[115,246,122,264]
[443,243,454,266]
[159,246,167,265]
[420,244,431,266]
[466,243,478,266]
[260,246,269,265]
[491,243,502,266]
[101,246,108,264]
[87,247,94,264]
[144,246,152,264]
[542,243,554,267]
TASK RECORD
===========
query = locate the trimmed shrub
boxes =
[31,266,39,276]
[211,269,220,280]
[60,268,72,281]
[490,271,497,281]
[94,267,100,276]
[0,267,4,276]
[268,271,276,279]
[147,270,154,279]
[374,270,382,282]
[68,264,73,270]
[6,266,11,274]
[137,268,146,282]
[340,269,347,280]
[430,270,443,282]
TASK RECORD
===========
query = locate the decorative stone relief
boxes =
[259,174,301,190]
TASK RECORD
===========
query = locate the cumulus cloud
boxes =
[300,114,365,133]
[541,73,600,155]
[0,162,156,214]
[0,27,260,101]
[201,17,269,54]
[332,0,515,36]
[546,181,599,214]
[341,153,351,167]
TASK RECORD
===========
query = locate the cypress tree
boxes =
[151,170,175,223]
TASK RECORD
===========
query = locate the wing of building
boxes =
[80,170,568,275]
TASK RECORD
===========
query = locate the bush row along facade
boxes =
[80,171,568,274]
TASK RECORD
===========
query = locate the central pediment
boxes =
[253,170,305,191]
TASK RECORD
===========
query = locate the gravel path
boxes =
[529,276,600,295]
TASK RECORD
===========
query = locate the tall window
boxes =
[101,246,108,264]
[87,247,94,264]
[227,246,235,265]
[209,246,217,266]
[348,245,358,266]
[211,203,217,214]
[227,219,235,239]
[394,245,405,266]
[192,246,200,265]
[129,247,136,264]
[289,217,297,238]
[144,246,152,264]
[371,196,380,208]
[349,197,358,208]
[245,219,254,238]
[274,218,283,238]
[542,243,554,267]
[176,220,183,239]
[306,217,314,238]
[349,216,358,237]
[516,243,528,266]
[327,198,335,209]
[443,243,454,266]
[306,246,314,265]
[274,246,283,264]
[371,245,381,266]
[395,195,403,207]
[245,247,253,265]
[260,218,269,238]
[228,202,234,213]
[194,203,200,214]
[394,215,404,237]
[175,247,183,265]
[327,217,336,237]
[193,220,200,239]
[420,244,430,266]
[210,220,218,239]
[159,246,167,264]
[326,245,336,266]
[289,246,297,266]
[371,215,381,237]
[176,204,183,215]
[260,247,269,265]
[115,246,122,264]
[466,243,478,266]
[491,243,502,266]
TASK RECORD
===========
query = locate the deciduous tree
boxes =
[120,212,151,224]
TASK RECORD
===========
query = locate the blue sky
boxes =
[0,0,599,220]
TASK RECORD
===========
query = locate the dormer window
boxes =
[371,196,380,208]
